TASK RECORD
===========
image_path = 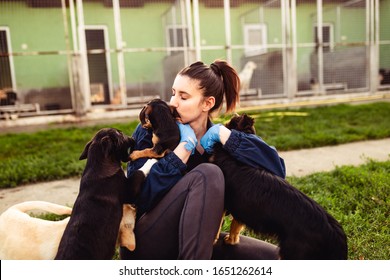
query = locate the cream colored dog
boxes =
[239,61,257,92]
[0,201,72,260]
[0,201,136,260]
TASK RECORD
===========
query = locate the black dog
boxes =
[55,128,136,260]
[212,114,348,260]
[129,99,180,161]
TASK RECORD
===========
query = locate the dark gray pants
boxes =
[120,163,279,260]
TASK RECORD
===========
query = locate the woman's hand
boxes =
[177,122,197,154]
[200,124,231,153]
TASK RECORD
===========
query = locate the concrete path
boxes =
[0,138,389,214]
[279,138,390,177]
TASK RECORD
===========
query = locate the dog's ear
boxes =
[139,105,147,124]
[243,113,255,126]
[79,140,92,160]
[225,114,240,130]
[140,105,153,128]
[101,135,113,158]
[240,114,256,134]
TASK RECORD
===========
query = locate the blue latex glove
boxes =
[177,122,197,154]
[200,124,223,153]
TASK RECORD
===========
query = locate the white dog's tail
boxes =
[8,201,72,216]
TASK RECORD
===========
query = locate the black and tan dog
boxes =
[129,98,180,161]
[212,114,348,260]
[55,128,137,260]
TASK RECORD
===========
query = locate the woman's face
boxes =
[170,74,211,125]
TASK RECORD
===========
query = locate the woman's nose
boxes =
[169,95,178,107]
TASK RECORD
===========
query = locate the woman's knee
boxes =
[190,163,225,196]
[193,163,223,178]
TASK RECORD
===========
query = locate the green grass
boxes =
[290,160,390,260]
[1,102,389,188]
[0,122,138,188]
[241,102,390,150]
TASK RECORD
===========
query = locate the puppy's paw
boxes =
[129,151,141,161]
[223,234,240,245]
[119,204,136,251]
[121,240,136,251]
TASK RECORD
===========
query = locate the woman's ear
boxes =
[202,96,215,112]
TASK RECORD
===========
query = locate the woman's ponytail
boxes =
[210,60,240,113]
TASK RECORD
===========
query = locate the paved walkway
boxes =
[0,138,389,214]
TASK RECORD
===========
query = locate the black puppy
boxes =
[129,98,180,161]
[55,128,136,260]
[212,114,348,260]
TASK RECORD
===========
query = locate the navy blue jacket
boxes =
[127,123,286,217]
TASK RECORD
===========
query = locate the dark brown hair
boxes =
[178,60,240,113]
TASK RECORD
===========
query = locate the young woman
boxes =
[120,60,286,260]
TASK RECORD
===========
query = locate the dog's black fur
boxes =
[129,98,180,161]
[55,128,136,260]
[212,114,348,260]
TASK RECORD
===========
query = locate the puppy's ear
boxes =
[79,140,92,160]
[144,105,152,119]
[101,135,113,158]
[140,105,153,128]
[139,105,147,124]
[240,114,256,134]
[243,114,255,126]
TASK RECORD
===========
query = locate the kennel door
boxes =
[85,28,111,105]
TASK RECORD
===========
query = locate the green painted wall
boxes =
[81,2,172,85]
[0,1,172,90]
[380,0,390,68]
[0,1,69,89]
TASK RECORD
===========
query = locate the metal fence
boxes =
[1,0,389,119]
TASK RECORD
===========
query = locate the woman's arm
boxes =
[201,125,286,178]
[223,129,286,178]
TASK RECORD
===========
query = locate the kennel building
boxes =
[0,0,389,121]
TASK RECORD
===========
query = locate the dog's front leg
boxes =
[129,149,151,161]
[129,148,166,161]
[118,204,137,251]
[224,218,244,245]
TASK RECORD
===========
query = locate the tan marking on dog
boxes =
[118,204,137,251]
